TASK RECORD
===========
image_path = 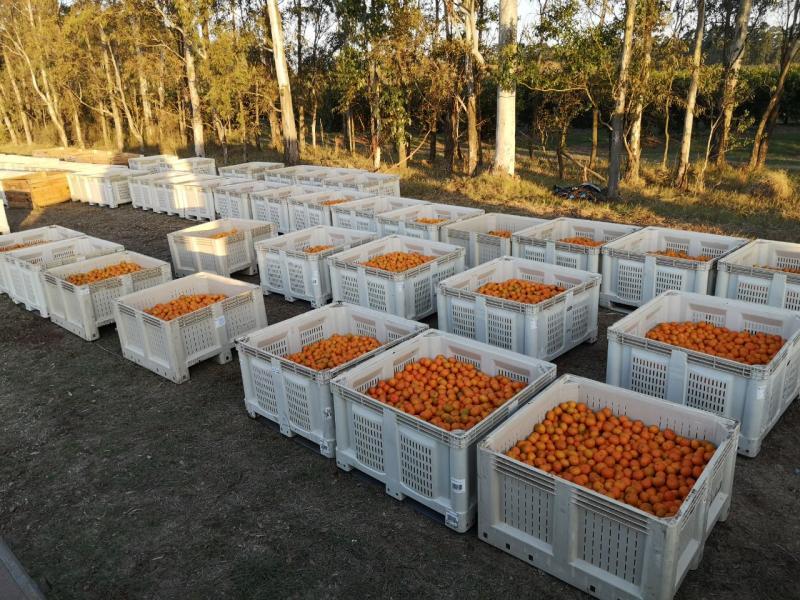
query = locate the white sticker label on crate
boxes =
[451,478,466,493]
[445,511,459,528]
[214,316,226,328]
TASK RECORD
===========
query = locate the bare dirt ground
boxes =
[1,203,799,600]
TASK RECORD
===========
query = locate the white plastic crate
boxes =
[157,173,219,217]
[294,167,365,186]
[84,168,145,208]
[4,236,124,316]
[330,195,430,233]
[377,203,485,241]
[478,374,738,600]
[217,161,284,177]
[287,189,374,231]
[715,239,800,311]
[152,172,206,215]
[329,235,466,320]
[128,154,178,172]
[249,185,319,233]
[606,291,800,456]
[323,172,401,196]
[442,213,548,267]
[600,227,748,311]
[168,157,217,175]
[237,303,428,456]
[512,217,641,273]
[129,172,190,211]
[214,180,281,220]
[256,225,376,306]
[437,257,601,361]
[114,272,266,383]
[168,218,277,277]
[331,329,557,532]
[176,176,244,221]
[261,165,332,186]
[43,251,172,340]
[0,225,84,293]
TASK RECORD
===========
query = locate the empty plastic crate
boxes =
[129,172,191,211]
[261,165,334,185]
[715,239,800,311]
[606,291,800,456]
[214,180,282,220]
[442,213,547,267]
[0,225,83,293]
[168,157,217,175]
[330,195,430,232]
[377,203,484,241]
[168,218,277,278]
[600,227,748,311]
[4,236,124,316]
[287,189,374,231]
[437,257,601,361]
[256,225,376,306]
[43,251,172,340]
[478,375,738,600]
[329,235,465,320]
[323,172,401,196]
[114,272,266,383]
[218,161,284,177]
[177,176,244,221]
[237,303,428,456]
[249,185,319,233]
[331,329,557,532]
[128,154,178,172]
[152,172,203,215]
[513,217,640,273]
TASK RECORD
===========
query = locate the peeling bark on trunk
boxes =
[674,0,706,188]
[266,0,299,164]
[607,0,637,198]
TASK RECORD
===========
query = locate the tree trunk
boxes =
[589,109,599,169]
[368,61,381,169]
[444,99,458,174]
[711,0,753,165]
[3,52,33,145]
[626,5,654,184]
[0,97,19,145]
[606,0,638,198]
[674,0,706,188]
[298,104,306,153]
[239,97,248,160]
[556,126,567,180]
[183,37,206,157]
[311,101,317,148]
[101,43,125,151]
[215,116,228,165]
[749,36,800,169]
[71,107,85,148]
[396,132,408,168]
[464,0,481,176]
[107,36,144,150]
[268,102,282,150]
[429,119,438,163]
[492,0,517,176]
[267,0,300,165]
[661,86,672,170]
[100,103,110,147]
[177,92,187,141]
[348,110,356,153]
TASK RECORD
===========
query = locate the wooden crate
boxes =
[1,171,71,209]
[32,148,142,166]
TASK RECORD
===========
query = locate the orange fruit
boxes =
[286,334,381,370]
[66,261,144,285]
[476,278,565,304]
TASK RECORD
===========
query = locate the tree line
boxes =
[0,0,798,199]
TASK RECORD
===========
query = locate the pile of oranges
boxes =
[1,240,47,253]
[416,217,447,225]
[650,250,711,262]
[476,278,565,304]
[560,236,603,247]
[760,264,800,274]
[366,355,526,431]
[286,334,381,370]
[66,261,143,285]
[505,401,717,517]
[305,245,335,254]
[361,251,435,272]
[322,199,350,206]
[144,293,227,321]
[209,229,239,239]
[487,230,513,238]
[645,321,784,365]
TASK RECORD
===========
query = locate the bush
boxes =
[746,169,796,202]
